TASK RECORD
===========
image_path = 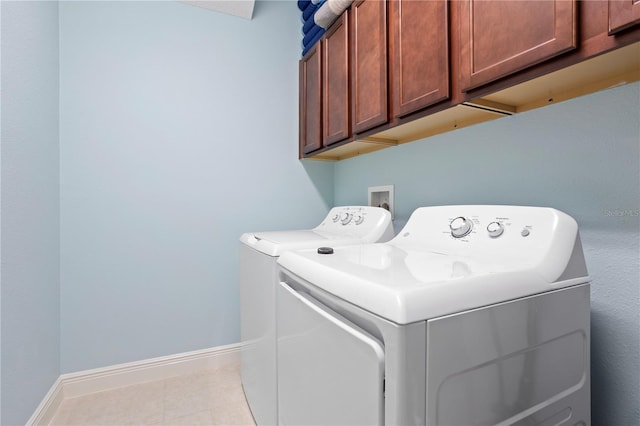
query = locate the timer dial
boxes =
[340,213,352,225]
[450,217,473,238]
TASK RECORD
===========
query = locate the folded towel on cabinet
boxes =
[303,15,320,34]
[299,0,351,57]
[297,0,311,12]
[303,24,323,46]
[314,0,353,29]
[302,0,317,21]
[302,28,326,56]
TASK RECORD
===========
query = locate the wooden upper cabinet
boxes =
[390,0,450,118]
[299,42,322,155]
[459,0,577,92]
[609,0,640,34]
[323,12,351,146]
[351,0,388,134]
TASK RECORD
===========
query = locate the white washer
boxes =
[277,205,590,426]
[239,206,394,425]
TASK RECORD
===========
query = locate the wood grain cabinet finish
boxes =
[390,0,450,118]
[609,0,640,34]
[299,43,322,155]
[323,12,351,146]
[351,0,388,134]
[459,0,577,92]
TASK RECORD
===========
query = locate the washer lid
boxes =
[239,206,394,257]
[278,244,587,324]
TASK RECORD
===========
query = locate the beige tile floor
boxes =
[49,363,256,425]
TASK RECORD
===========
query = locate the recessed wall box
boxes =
[368,185,394,219]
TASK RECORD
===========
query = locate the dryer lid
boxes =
[241,230,363,257]
[278,205,589,324]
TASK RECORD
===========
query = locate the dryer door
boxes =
[277,282,385,426]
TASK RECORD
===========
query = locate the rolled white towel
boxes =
[314,4,335,29]
[314,0,353,29]
[327,0,352,15]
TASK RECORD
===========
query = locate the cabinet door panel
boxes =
[459,0,577,91]
[609,0,640,34]
[323,12,351,146]
[300,43,322,155]
[351,0,388,134]
[391,0,449,117]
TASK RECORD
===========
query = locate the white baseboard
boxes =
[62,343,241,398]
[27,343,241,425]
[25,377,64,426]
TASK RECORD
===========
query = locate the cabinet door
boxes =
[390,0,449,118]
[351,0,388,134]
[299,43,322,155]
[459,0,577,92]
[323,12,351,146]
[609,0,640,34]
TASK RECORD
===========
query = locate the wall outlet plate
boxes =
[368,185,394,219]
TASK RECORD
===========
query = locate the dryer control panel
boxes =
[392,205,585,284]
[447,214,528,240]
[397,205,570,243]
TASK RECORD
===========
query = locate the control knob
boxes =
[487,221,504,238]
[354,214,365,225]
[341,212,352,225]
[450,216,473,238]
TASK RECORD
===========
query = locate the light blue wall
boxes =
[334,83,640,425]
[2,1,637,424]
[0,1,61,424]
[59,1,333,373]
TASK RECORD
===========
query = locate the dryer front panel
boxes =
[426,284,590,425]
[277,281,385,426]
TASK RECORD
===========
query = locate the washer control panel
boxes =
[316,206,394,240]
[337,211,365,226]
[328,207,380,227]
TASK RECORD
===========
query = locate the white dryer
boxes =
[277,205,590,426]
[239,206,394,425]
